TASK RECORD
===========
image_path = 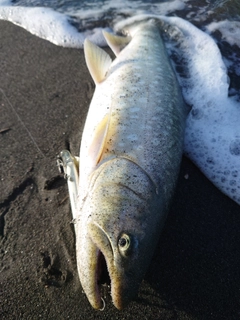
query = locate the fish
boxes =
[58,19,187,310]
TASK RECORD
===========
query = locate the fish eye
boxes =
[118,233,131,252]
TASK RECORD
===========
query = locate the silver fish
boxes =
[58,19,187,310]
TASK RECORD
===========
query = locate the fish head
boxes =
[76,158,165,310]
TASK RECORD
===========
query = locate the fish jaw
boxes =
[77,237,103,310]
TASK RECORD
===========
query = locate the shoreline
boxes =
[0,20,240,319]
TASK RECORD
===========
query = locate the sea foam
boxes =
[0,0,186,47]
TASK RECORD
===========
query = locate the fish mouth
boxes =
[86,222,127,310]
[96,249,110,287]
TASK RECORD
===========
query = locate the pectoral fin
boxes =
[88,113,110,165]
[103,31,131,56]
[84,39,112,84]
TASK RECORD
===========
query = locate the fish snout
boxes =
[87,222,139,309]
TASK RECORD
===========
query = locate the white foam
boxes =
[206,20,240,48]
[161,16,240,204]
[161,16,229,102]
[68,0,186,21]
[0,4,85,47]
[0,0,186,47]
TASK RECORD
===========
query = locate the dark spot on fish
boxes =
[221,177,226,183]
[191,108,203,120]
[229,139,240,156]
[224,170,230,176]
[229,180,236,186]
[232,170,238,177]
[207,157,215,165]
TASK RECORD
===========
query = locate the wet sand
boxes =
[0,20,240,319]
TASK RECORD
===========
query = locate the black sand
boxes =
[0,20,240,319]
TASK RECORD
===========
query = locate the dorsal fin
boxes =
[84,39,112,84]
[102,31,131,56]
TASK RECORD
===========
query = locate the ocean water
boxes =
[0,0,239,204]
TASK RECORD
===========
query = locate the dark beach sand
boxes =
[0,20,240,320]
